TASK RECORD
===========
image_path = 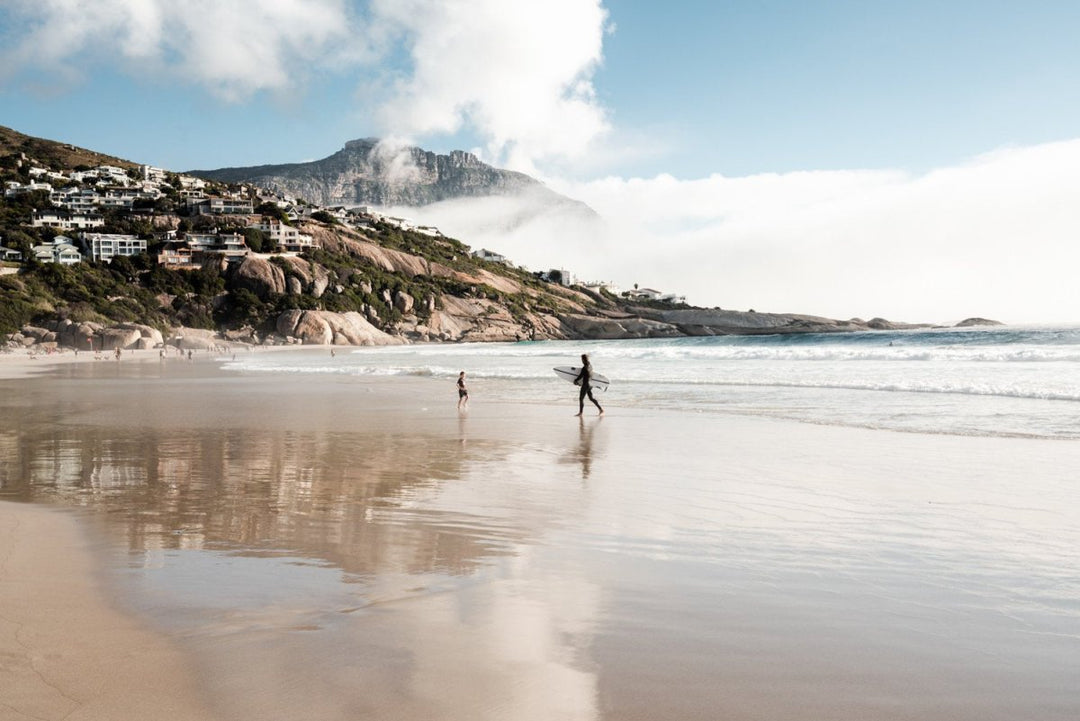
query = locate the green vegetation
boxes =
[0,124,649,342]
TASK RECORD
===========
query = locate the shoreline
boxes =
[0,343,326,381]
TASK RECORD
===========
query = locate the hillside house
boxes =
[141,165,168,183]
[472,248,509,264]
[0,247,23,262]
[188,197,254,215]
[80,233,147,263]
[50,187,102,211]
[582,281,621,296]
[185,232,249,263]
[624,288,663,301]
[5,181,53,197]
[30,210,105,230]
[248,219,315,253]
[544,268,575,287]
[32,237,83,265]
[624,287,686,304]
[177,175,206,190]
[156,241,198,270]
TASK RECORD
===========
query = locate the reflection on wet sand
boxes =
[0,370,604,721]
[4,425,520,576]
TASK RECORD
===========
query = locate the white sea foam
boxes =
[223,326,1080,439]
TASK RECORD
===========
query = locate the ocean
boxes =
[226,324,1080,439]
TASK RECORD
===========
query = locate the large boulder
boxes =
[167,328,221,350]
[99,327,143,350]
[393,290,415,314]
[232,256,286,299]
[20,326,51,341]
[66,322,104,351]
[116,323,164,348]
[276,310,401,346]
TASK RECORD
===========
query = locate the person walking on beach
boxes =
[574,353,604,416]
[457,371,469,410]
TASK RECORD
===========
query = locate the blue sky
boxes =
[2,0,1079,321]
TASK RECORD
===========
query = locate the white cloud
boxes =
[369,0,610,173]
[1,0,610,170]
[400,139,1080,325]
[0,0,367,101]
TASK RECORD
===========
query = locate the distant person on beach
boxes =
[457,371,469,410]
[574,353,604,416]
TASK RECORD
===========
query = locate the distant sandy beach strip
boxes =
[0,344,312,381]
[0,503,216,721]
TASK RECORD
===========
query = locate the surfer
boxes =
[457,371,469,410]
[574,354,604,416]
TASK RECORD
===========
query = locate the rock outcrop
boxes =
[955,317,1004,327]
[231,256,286,299]
[276,310,401,346]
[630,307,931,336]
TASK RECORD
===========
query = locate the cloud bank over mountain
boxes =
[402,139,1080,323]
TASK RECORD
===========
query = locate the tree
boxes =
[243,227,267,253]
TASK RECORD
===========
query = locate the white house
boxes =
[50,187,102,211]
[582,280,621,296]
[472,248,509,264]
[624,287,663,301]
[624,287,686,304]
[80,233,147,263]
[177,175,206,190]
[189,197,254,215]
[185,232,249,263]
[32,237,83,265]
[30,211,105,230]
[248,218,315,253]
[4,181,53,197]
[141,165,168,183]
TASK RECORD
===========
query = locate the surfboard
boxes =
[553,366,610,390]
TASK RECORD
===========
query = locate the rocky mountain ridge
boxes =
[189,138,595,218]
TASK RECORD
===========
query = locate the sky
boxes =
[2,0,1079,323]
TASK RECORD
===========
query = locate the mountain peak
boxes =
[189,139,573,211]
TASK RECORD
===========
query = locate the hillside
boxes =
[1,125,931,352]
[0,126,137,173]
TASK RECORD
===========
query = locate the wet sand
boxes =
[0,503,215,721]
[2,352,1079,720]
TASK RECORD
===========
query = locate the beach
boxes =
[2,345,1079,720]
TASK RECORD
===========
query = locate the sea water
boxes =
[225,325,1080,439]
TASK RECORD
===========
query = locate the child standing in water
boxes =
[457,371,469,410]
